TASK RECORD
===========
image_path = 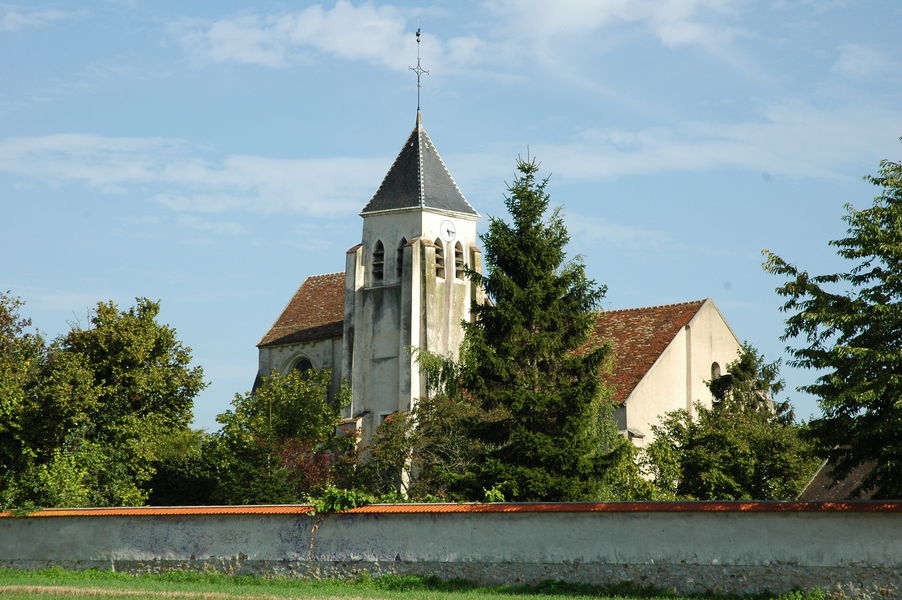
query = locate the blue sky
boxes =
[2,0,900,431]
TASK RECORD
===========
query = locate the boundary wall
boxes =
[2,501,901,598]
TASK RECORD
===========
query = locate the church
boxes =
[256,111,742,446]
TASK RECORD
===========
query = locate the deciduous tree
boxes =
[643,344,818,500]
[764,146,902,498]
[0,297,206,508]
[210,369,352,504]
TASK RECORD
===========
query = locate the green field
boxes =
[0,567,831,600]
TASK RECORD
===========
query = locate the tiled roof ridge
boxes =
[416,125,425,207]
[368,127,415,211]
[306,271,344,281]
[602,299,707,315]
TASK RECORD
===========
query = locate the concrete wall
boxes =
[626,299,742,447]
[1,503,900,598]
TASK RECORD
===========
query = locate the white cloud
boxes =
[0,134,388,218]
[172,2,418,70]
[484,0,742,53]
[534,102,902,182]
[0,6,79,32]
[174,0,748,70]
[1,99,897,223]
[833,43,899,80]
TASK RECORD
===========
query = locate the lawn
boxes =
[0,567,830,600]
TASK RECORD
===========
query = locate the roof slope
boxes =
[797,459,877,501]
[362,113,477,216]
[258,273,345,347]
[593,300,706,404]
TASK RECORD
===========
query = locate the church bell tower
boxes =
[341,111,481,436]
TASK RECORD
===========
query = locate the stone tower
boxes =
[342,112,481,436]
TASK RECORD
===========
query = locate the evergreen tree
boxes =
[447,157,636,501]
[764,146,902,498]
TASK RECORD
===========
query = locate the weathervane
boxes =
[409,28,429,113]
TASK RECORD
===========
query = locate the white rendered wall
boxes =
[625,300,741,447]
[345,206,480,440]
[1,504,899,597]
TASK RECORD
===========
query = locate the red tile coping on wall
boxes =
[1,501,900,518]
[345,501,902,514]
[0,505,316,518]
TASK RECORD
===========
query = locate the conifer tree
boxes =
[449,157,635,501]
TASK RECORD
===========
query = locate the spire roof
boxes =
[361,113,478,216]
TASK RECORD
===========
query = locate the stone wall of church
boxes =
[1,503,899,598]
[256,337,343,395]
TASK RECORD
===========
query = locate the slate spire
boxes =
[361,113,478,216]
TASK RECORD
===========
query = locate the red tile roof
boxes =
[593,300,706,404]
[258,273,345,347]
[1,505,315,518]
[4,501,900,518]
[342,501,902,514]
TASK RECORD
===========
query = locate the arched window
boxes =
[396,237,407,279]
[711,362,722,380]
[454,241,465,279]
[372,240,384,283]
[293,356,313,378]
[434,238,445,278]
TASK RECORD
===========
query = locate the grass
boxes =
[0,567,833,600]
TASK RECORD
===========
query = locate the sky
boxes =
[2,0,901,432]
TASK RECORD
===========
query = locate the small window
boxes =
[372,240,384,283]
[711,362,722,380]
[454,241,465,279]
[293,356,313,378]
[396,238,407,279]
[434,238,445,278]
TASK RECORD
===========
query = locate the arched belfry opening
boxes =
[434,239,445,278]
[372,240,384,284]
[396,238,407,279]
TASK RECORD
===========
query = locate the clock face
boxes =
[440,220,457,242]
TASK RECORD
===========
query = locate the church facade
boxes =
[256,114,742,445]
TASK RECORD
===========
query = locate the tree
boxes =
[764,147,902,498]
[643,343,818,500]
[0,293,45,499]
[210,369,353,504]
[146,428,219,506]
[432,157,639,501]
[0,297,206,509]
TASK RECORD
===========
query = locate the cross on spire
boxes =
[409,28,429,113]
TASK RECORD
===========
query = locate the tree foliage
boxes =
[0,296,206,509]
[763,148,902,498]
[422,158,641,501]
[208,369,353,504]
[643,343,818,500]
